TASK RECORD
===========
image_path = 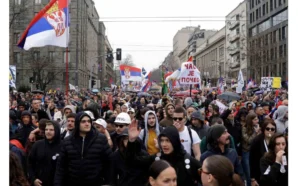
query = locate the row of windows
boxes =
[250,25,287,44]
[249,14,287,37]
[250,62,287,78]
[249,0,286,24]
[14,0,43,5]
[13,51,71,64]
[249,44,287,65]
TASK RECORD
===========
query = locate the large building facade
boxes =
[10,0,109,90]
[194,27,226,86]
[247,0,288,83]
[226,1,248,81]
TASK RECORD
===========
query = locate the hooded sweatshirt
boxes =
[28,121,61,186]
[139,111,162,155]
[274,105,288,133]
[12,111,36,147]
[60,105,77,131]
[159,103,175,127]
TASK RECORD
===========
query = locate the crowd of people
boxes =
[9,87,288,186]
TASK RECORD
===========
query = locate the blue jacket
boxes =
[200,146,244,179]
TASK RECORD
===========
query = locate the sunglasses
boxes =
[173,117,184,121]
[115,125,125,128]
[198,168,210,175]
[265,127,275,132]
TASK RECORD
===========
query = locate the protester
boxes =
[54,112,112,185]
[127,122,201,186]
[159,103,175,127]
[274,105,288,133]
[189,110,209,139]
[260,133,288,186]
[28,121,61,186]
[250,119,276,186]
[148,160,177,186]
[139,110,163,155]
[200,155,244,186]
[10,152,30,186]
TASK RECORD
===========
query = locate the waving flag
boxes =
[18,0,70,50]
[120,65,142,82]
[142,67,147,76]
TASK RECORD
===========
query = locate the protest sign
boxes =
[178,62,201,85]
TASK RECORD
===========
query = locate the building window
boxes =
[273,30,277,43]
[256,9,259,20]
[279,45,283,58]
[14,0,21,5]
[236,28,240,35]
[279,0,282,6]
[33,51,40,61]
[49,51,55,62]
[274,0,277,8]
[279,28,282,41]
[265,34,268,45]
[250,13,253,24]
[14,52,21,63]
[252,12,255,22]
[236,14,240,21]
[263,4,266,16]
[266,2,269,13]
[35,0,41,4]
[269,32,272,44]
[252,0,254,8]
[270,0,273,11]
[271,48,274,60]
[252,26,257,36]
[14,33,20,44]
[274,47,277,59]
[273,9,288,26]
[284,44,287,56]
[282,26,287,40]
[267,50,270,61]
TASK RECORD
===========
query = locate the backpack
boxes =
[187,126,195,157]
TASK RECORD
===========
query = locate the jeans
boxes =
[242,151,251,186]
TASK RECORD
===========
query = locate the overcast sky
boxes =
[95,0,244,72]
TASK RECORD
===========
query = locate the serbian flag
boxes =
[120,65,142,82]
[18,0,70,50]
[141,81,152,92]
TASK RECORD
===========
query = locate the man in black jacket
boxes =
[30,99,50,120]
[54,112,112,186]
[28,120,61,186]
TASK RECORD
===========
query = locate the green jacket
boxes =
[200,135,236,154]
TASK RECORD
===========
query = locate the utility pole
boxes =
[75,0,79,86]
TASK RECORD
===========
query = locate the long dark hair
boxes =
[235,108,248,122]
[261,118,277,134]
[264,133,288,162]
[10,152,29,186]
[204,155,244,186]
[245,113,257,136]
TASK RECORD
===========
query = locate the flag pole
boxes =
[65,0,69,96]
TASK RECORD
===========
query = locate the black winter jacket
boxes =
[260,156,288,186]
[28,121,61,186]
[54,112,112,186]
[127,126,201,186]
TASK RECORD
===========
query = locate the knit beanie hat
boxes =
[206,124,226,145]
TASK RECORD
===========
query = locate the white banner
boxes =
[260,77,273,91]
[9,65,16,88]
[178,62,201,85]
[236,69,244,93]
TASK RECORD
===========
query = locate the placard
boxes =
[178,62,201,85]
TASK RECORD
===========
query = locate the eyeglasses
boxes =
[265,127,275,132]
[173,117,184,121]
[81,120,91,123]
[115,125,125,128]
[198,168,210,175]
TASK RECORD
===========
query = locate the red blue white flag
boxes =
[18,0,70,50]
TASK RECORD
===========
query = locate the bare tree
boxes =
[120,54,135,66]
[27,51,63,91]
[9,0,30,28]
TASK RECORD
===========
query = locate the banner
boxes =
[178,62,201,85]
[260,77,281,90]
[9,65,16,88]
[236,69,244,93]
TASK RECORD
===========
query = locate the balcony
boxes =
[229,20,240,30]
[229,33,240,43]
[229,47,240,55]
[230,60,240,69]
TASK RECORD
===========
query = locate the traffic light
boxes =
[91,79,96,88]
[29,77,35,83]
[116,48,122,61]
[106,52,113,63]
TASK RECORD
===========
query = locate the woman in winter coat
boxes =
[241,113,261,186]
[250,119,276,186]
[111,128,148,186]
[127,121,201,186]
[260,133,288,186]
